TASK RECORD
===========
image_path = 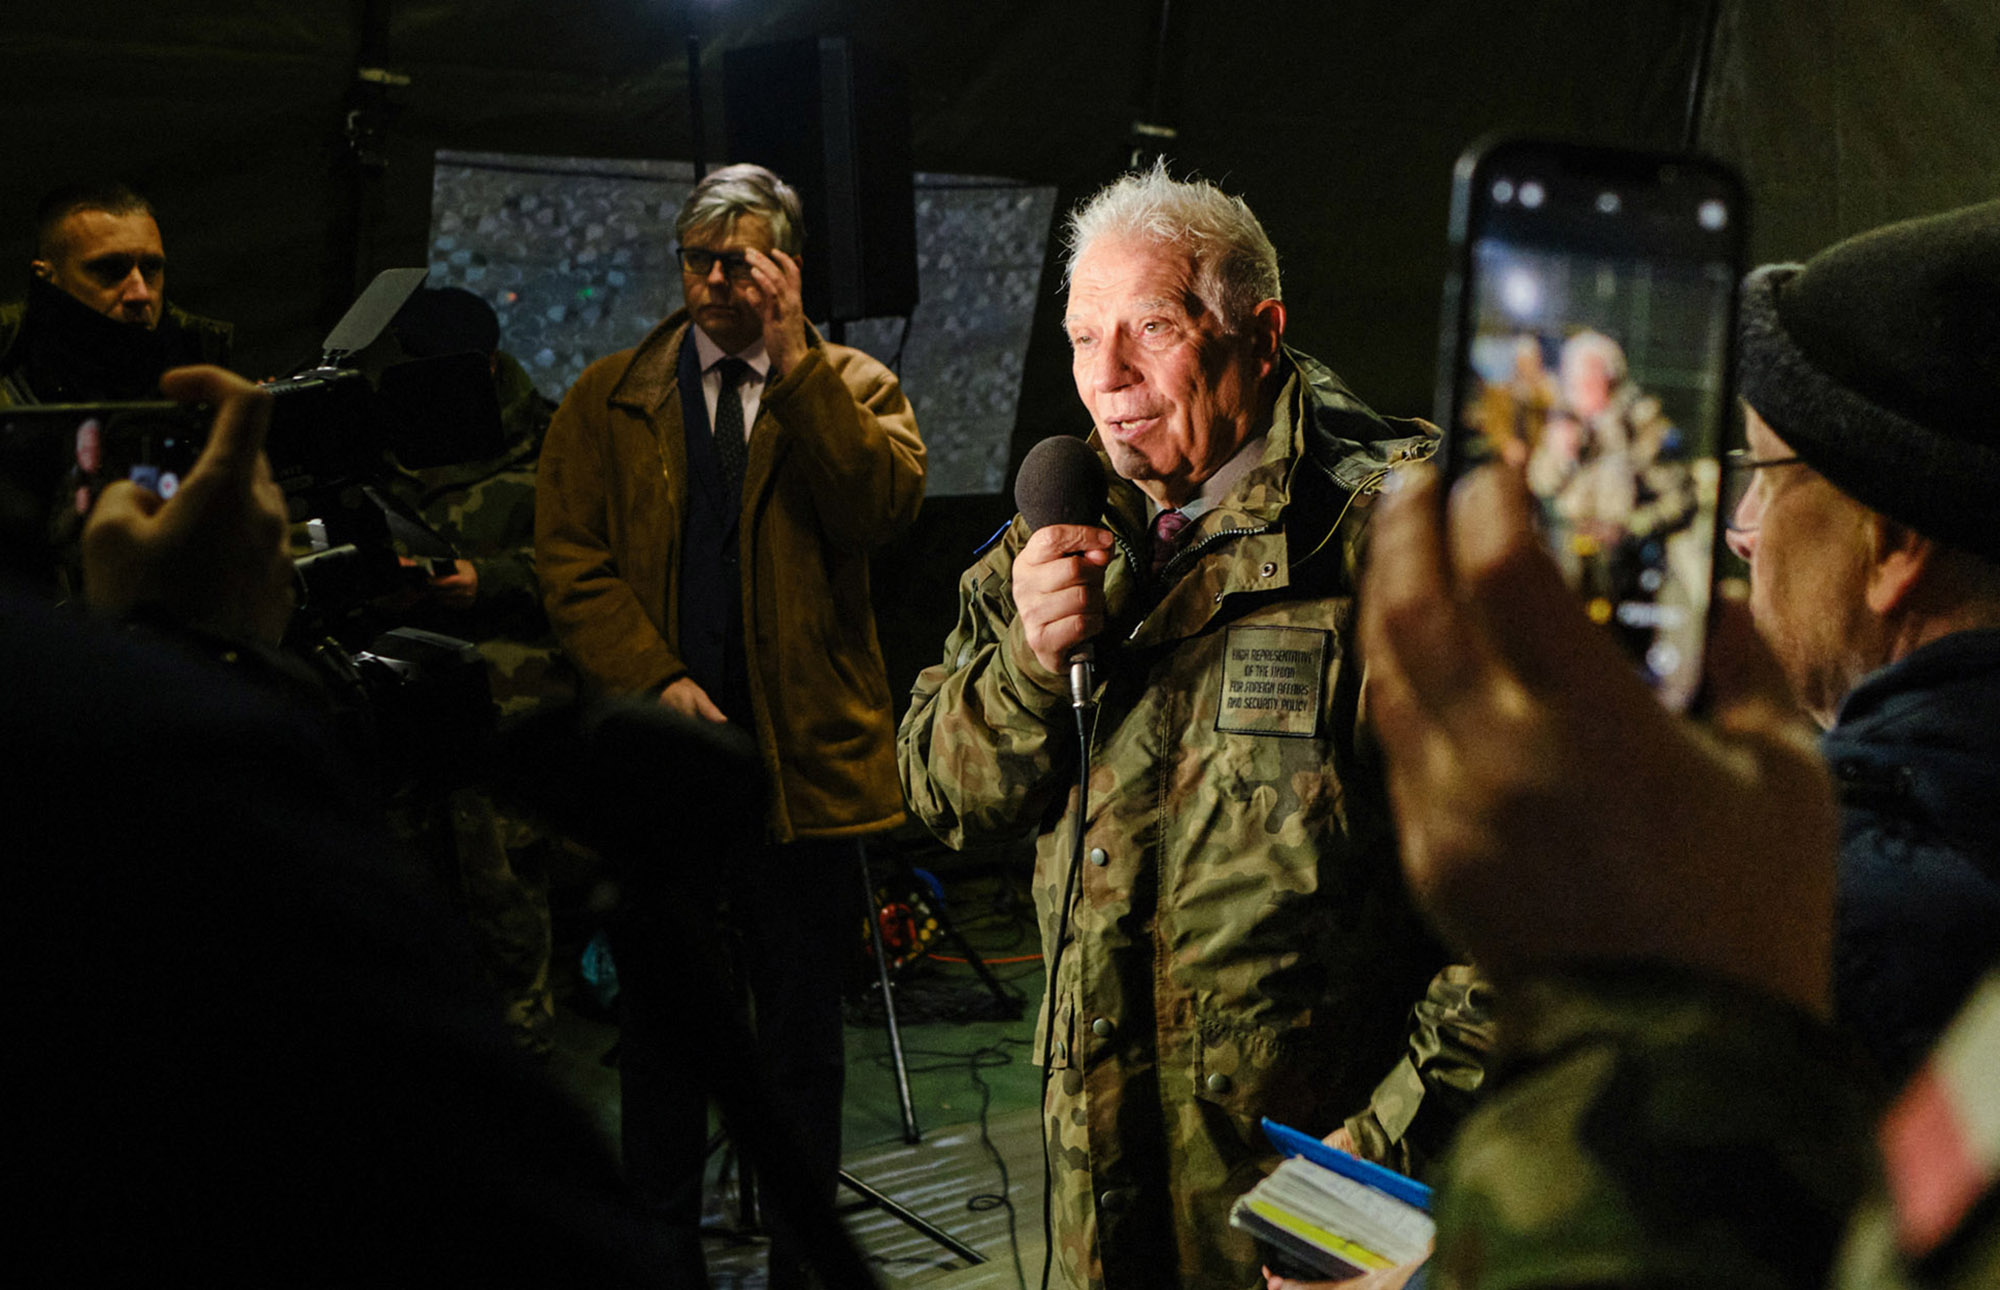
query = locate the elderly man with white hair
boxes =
[900,164,1475,1290]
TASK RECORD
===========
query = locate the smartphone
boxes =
[0,401,206,516]
[0,401,207,593]
[115,415,203,501]
[1435,138,1747,712]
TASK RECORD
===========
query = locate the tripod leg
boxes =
[839,1168,986,1265]
[857,839,922,1144]
[901,858,1020,1016]
[703,1126,761,1236]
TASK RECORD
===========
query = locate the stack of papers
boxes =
[1229,1120,1435,1280]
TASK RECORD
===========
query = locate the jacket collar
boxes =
[1823,627,2000,860]
[1100,347,1435,541]
[0,278,233,402]
[607,310,695,415]
[1106,348,1435,650]
[1286,345,1436,493]
[1830,627,2000,743]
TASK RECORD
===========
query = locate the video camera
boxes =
[266,267,505,628]
[0,268,512,790]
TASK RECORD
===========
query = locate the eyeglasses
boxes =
[675,246,757,281]
[1721,449,1805,535]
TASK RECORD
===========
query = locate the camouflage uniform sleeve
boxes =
[1430,963,1879,1290]
[896,518,1079,850]
[1344,963,1499,1177]
[456,375,551,634]
[1831,970,2000,1290]
[469,550,540,623]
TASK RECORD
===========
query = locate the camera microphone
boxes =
[1014,435,1109,709]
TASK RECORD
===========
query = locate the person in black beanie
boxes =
[1725,198,2000,1084]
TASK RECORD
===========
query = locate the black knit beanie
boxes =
[1738,199,2000,563]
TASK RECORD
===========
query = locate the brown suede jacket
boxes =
[535,312,925,841]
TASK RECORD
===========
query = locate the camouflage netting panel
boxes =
[428,153,1053,496]
[429,151,693,400]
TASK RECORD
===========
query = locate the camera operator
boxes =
[5,364,677,1282]
[2,181,236,602]
[383,285,577,1055]
[0,181,232,406]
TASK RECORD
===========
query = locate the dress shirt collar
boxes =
[1156,431,1269,523]
[691,323,771,382]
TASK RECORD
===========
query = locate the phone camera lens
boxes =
[1518,181,1545,209]
[1595,191,1622,215]
[1698,199,1729,230]
[1491,179,1516,204]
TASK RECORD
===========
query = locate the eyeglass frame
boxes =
[1722,449,1806,534]
[675,245,759,281]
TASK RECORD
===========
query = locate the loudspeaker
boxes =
[723,36,920,323]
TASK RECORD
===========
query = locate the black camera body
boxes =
[0,268,513,793]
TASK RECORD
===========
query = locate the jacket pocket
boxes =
[1191,1016,1329,1133]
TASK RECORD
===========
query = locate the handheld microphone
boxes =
[1014,435,1109,709]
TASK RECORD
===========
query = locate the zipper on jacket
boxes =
[1156,522,1274,585]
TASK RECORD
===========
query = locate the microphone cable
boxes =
[1037,689,1094,1290]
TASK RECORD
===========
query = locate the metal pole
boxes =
[687,34,708,179]
[857,840,922,1143]
[838,1169,986,1265]
[1682,0,1726,151]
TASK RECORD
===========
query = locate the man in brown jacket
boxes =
[534,163,925,1287]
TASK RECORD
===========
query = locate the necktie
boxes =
[1151,507,1192,577]
[712,357,751,504]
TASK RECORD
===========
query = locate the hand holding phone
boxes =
[82,367,295,645]
[1360,460,1837,1017]
[1436,139,1747,711]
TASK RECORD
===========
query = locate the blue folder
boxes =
[1261,1118,1434,1213]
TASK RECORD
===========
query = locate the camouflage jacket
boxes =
[899,351,1450,1290]
[1343,962,1498,1176]
[1432,963,2000,1290]
[388,352,570,715]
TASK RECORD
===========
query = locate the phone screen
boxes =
[0,402,204,517]
[1438,141,1746,711]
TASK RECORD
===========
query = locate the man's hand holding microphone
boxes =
[1013,435,1112,708]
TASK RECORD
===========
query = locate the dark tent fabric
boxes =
[7,1,1997,695]
[7,1,1992,428]
[1699,0,2000,260]
[11,2,1995,421]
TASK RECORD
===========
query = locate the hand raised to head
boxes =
[740,245,809,377]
